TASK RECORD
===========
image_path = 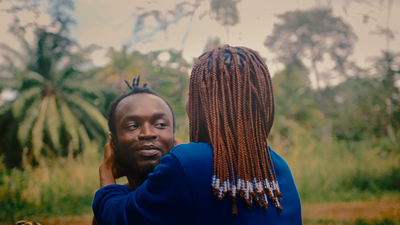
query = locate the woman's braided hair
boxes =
[188,45,282,214]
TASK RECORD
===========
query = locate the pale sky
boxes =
[1,0,399,77]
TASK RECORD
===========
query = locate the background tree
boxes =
[0,27,109,168]
[132,0,241,46]
[2,0,76,35]
[203,36,224,52]
[266,7,400,150]
[97,45,143,92]
[208,0,241,39]
[264,8,358,92]
[320,51,400,146]
[132,0,203,45]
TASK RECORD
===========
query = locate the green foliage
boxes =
[0,140,100,222]
[0,28,109,168]
[265,8,358,88]
[0,169,36,222]
[270,46,400,203]
[268,9,400,149]
[209,0,241,27]
[342,165,400,192]
[271,124,400,203]
[320,51,400,143]
[0,3,399,222]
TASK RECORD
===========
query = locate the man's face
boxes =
[113,93,174,176]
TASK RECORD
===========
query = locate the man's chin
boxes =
[135,162,157,176]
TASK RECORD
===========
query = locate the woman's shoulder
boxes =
[268,147,289,167]
[267,147,295,182]
[169,142,214,168]
[171,142,213,157]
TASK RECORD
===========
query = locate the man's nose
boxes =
[138,123,157,140]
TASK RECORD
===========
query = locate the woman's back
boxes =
[169,142,302,224]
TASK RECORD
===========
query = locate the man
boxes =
[93,77,178,224]
[93,46,302,224]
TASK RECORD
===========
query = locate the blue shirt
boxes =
[93,142,302,224]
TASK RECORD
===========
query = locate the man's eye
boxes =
[127,125,139,130]
[155,123,167,128]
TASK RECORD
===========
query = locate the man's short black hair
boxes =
[107,79,176,137]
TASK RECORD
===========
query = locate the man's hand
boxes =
[99,135,123,187]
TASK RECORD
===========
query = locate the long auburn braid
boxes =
[188,45,282,214]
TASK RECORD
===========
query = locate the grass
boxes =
[269,118,400,203]
[0,126,399,223]
[0,142,101,223]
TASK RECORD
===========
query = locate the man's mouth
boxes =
[136,145,161,157]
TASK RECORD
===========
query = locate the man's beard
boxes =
[114,146,157,177]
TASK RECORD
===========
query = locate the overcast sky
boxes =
[1,0,399,76]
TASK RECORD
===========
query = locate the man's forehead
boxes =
[115,93,172,119]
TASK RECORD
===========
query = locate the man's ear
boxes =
[110,133,116,151]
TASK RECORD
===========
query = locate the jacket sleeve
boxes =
[92,148,195,225]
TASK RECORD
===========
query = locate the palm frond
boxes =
[65,94,108,136]
[0,77,20,89]
[0,43,27,64]
[59,100,79,149]
[22,71,46,84]
[78,124,91,150]
[63,79,106,105]
[17,97,41,147]
[0,102,12,117]
[9,29,33,60]
[12,87,42,119]
[31,96,49,160]
[55,55,88,82]
[46,94,61,152]
[0,54,16,69]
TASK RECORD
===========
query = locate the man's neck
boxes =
[126,174,148,191]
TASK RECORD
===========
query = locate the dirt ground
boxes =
[302,201,400,221]
[3,201,399,225]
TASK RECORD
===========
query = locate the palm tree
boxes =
[0,28,109,167]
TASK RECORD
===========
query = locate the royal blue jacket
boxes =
[93,142,302,224]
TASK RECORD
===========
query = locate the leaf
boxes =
[12,87,42,119]
[310,108,325,119]
[46,94,60,152]
[17,97,41,147]
[9,29,33,61]
[78,124,91,150]
[0,43,27,64]
[63,79,106,105]
[0,102,12,117]
[0,77,20,89]
[31,96,49,160]
[22,71,46,84]
[65,94,108,136]
[59,100,79,149]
